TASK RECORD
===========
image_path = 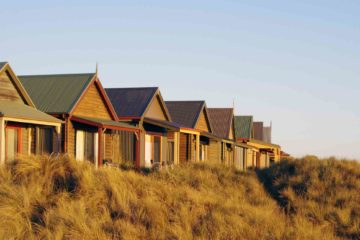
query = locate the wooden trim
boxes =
[135,134,140,168]
[94,79,119,121]
[2,117,62,127]
[145,131,163,137]
[98,128,102,167]
[0,64,35,107]
[70,116,139,132]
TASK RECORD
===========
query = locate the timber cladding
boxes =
[179,133,195,163]
[208,140,221,164]
[145,96,167,121]
[0,71,23,103]
[196,110,210,132]
[72,83,112,120]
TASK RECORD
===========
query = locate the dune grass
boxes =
[0,155,358,239]
[259,156,360,239]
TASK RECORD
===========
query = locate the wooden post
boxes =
[98,128,102,168]
[196,134,200,162]
[135,130,141,168]
[0,118,5,164]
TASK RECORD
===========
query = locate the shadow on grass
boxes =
[255,166,296,215]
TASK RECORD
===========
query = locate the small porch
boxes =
[142,117,180,168]
[0,102,62,163]
[70,116,140,168]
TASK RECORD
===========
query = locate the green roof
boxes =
[0,100,62,124]
[19,73,95,114]
[0,62,7,71]
[234,116,253,139]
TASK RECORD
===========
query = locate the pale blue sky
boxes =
[1,1,359,159]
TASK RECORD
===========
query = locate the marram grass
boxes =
[0,155,359,239]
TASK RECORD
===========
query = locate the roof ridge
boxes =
[19,73,95,77]
[105,87,159,90]
[165,100,205,103]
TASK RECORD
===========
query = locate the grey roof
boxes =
[105,87,158,118]
[19,73,95,114]
[0,100,62,124]
[234,116,253,139]
[165,101,205,128]
[208,108,233,139]
[0,62,7,70]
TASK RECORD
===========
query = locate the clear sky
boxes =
[1,0,359,159]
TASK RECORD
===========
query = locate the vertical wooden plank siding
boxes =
[66,119,76,158]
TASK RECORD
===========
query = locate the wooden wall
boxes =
[179,133,196,163]
[196,110,210,132]
[0,71,23,103]
[145,96,167,121]
[208,139,220,164]
[72,83,112,120]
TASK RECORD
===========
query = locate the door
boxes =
[6,127,20,161]
[153,136,161,165]
[76,130,98,165]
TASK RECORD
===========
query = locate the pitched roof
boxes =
[0,62,7,70]
[19,73,95,114]
[165,101,205,129]
[207,108,233,139]
[253,121,264,141]
[105,87,158,118]
[0,62,35,107]
[234,116,253,139]
[0,100,62,124]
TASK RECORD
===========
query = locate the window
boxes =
[37,128,53,155]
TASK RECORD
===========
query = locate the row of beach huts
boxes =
[0,62,288,170]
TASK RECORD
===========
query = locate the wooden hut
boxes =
[208,108,239,168]
[165,101,215,163]
[19,72,139,167]
[0,62,62,162]
[234,115,281,168]
[105,87,179,168]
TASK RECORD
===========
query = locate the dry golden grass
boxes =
[260,156,360,240]
[0,155,358,239]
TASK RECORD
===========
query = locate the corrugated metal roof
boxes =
[208,108,233,139]
[19,73,95,114]
[253,122,264,141]
[165,101,205,128]
[0,100,62,124]
[234,116,253,139]
[0,62,8,71]
[105,87,158,118]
